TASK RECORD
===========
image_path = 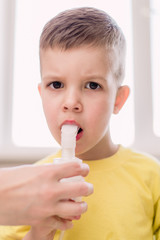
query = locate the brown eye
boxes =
[50,81,64,89]
[86,82,101,90]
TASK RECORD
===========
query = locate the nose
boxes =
[62,90,82,113]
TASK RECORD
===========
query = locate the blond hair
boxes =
[40,7,126,84]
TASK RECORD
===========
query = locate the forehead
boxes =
[40,46,111,77]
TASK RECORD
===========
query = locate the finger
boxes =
[53,216,73,231]
[59,181,93,199]
[49,162,90,180]
[63,215,81,221]
[32,216,73,234]
[55,200,88,218]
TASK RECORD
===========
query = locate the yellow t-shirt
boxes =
[0,146,160,240]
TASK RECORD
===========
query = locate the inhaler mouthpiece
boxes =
[61,124,78,149]
[61,124,78,161]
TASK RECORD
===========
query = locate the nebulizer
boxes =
[54,124,83,240]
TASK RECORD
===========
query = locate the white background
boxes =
[0,0,160,164]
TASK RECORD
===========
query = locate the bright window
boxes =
[1,0,159,162]
[150,0,160,137]
[12,0,134,148]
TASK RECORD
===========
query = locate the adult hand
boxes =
[0,162,93,225]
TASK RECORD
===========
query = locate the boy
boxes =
[1,7,160,240]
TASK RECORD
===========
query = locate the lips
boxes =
[61,120,83,140]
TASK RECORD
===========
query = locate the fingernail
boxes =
[81,163,90,171]
[81,202,88,212]
[86,182,94,195]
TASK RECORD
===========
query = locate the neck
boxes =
[76,133,119,161]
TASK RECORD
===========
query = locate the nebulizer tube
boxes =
[54,124,83,240]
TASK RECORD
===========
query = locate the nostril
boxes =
[63,102,82,112]
[63,106,69,112]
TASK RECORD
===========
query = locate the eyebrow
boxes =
[42,74,62,81]
[85,75,107,82]
[42,74,107,83]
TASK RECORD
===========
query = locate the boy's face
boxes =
[39,46,122,160]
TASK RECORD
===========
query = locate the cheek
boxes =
[85,97,114,133]
[41,96,59,129]
[42,101,53,121]
[42,100,61,143]
[89,97,112,118]
[42,93,57,116]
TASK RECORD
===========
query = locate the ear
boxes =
[113,85,130,114]
[38,83,42,97]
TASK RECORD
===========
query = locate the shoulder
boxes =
[120,146,160,170]
[121,146,160,191]
[119,146,160,185]
[120,146,160,201]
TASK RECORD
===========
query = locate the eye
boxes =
[85,82,101,90]
[49,81,64,89]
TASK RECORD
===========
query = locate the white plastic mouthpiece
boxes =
[61,124,78,161]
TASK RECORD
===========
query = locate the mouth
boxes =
[61,120,83,141]
[76,127,83,140]
[77,127,83,134]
